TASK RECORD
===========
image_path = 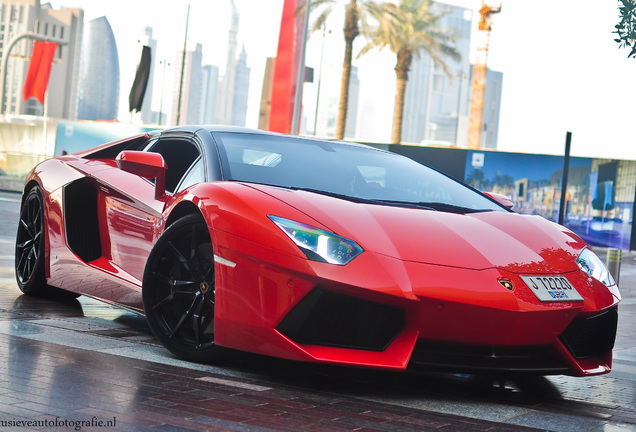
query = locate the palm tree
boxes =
[360,0,460,144]
[299,0,369,139]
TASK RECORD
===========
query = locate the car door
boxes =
[93,135,202,288]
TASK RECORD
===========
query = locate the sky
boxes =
[49,0,636,160]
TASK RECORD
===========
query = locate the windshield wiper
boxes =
[278,187,487,213]
[289,186,376,204]
[289,187,437,209]
[368,200,437,210]
[415,202,491,214]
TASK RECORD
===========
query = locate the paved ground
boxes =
[0,314,547,432]
[1,185,636,431]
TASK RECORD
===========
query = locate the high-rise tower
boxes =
[201,64,219,124]
[230,46,250,126]
[169,43,203,125]
[401,2,472,145]
[77,16,120,121]
[216,0,250,126]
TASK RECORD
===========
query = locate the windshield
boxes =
[215,132,505,213]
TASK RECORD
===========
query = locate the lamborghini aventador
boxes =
[15,126,620,376]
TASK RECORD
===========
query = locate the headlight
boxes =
[576,248,615,287]
[269,215,363,265]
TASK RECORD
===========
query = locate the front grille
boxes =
[560,307,618,359]
[409,341,569,374]
[277,288,405,351]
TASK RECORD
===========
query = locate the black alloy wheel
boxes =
[15,187,47,295]
[143,214,221,362]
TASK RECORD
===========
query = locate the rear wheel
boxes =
[15,187,47,295]
[143,214,222,362]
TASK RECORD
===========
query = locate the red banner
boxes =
[23,41,57,103]
[268,0,304,134]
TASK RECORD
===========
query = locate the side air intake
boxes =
[64,179,102,262]
[277,288,404,351]
[560,307,618,359]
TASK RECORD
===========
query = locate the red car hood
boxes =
[252,185,585,273]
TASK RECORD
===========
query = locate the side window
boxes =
[146,139,200,192]
[176,157,204,192]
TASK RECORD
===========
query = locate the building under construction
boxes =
[467,1,502,149]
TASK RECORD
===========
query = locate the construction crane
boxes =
[466,1,501,149]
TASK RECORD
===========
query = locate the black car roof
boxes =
[158,125,386,152]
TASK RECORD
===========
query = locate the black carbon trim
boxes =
[409,341,570,375]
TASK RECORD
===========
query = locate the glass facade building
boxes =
[77,16,119,121]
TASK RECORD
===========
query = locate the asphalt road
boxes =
[1,189,636,431]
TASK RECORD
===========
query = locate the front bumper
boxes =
[408,306,617,376]
[212,230,619,376]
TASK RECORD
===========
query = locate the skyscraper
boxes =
[216,0,250,126]
[480,68,503,149]
[401,2,472,145]
[230,46,250,126]
[201,64,219,124]
[77,16,120,121]
[315,64,359,139]
[169,43,203,126]
[0,0,83,118]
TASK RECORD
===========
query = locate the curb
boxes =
[0,176,25,193]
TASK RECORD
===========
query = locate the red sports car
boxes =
[15,126,620,376]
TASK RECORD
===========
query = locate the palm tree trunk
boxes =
[335,0,358,140]
[392,48,412,145]
[392,76,407,144]
[336,41,353,140]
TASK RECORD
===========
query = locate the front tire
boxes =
[15,187,47,295]
[143,214,222,362]
[15,186,78,299]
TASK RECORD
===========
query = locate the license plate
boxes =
[520,275,584,302]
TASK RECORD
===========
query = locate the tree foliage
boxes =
[615,0,636,57]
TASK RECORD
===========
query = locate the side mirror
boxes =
[484,192,514,210]
[116,151,168,200]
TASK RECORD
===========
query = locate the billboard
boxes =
[389,144,635,250]
[464,151,633,250]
